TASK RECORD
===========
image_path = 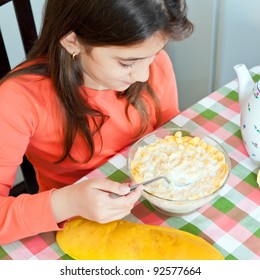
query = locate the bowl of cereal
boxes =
[128,127,231,216]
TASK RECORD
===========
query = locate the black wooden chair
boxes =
[0,0,39,195]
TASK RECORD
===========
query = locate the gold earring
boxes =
[71,52,77,60]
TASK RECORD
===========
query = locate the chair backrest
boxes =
[0,0,39,195]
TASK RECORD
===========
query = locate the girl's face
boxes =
[78,34,168,91]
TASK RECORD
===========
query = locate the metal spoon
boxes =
[111,176,192,198]
[130,176,193,191]
[110,176,169,198]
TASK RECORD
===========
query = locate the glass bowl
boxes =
[127,127,231,216]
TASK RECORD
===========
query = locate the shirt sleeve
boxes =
[0,79,60,245]
[0,190,62,245]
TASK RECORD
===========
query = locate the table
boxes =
[1,67,260,260]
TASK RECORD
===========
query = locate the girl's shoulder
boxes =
[0,70,56,124]
[0,70,53,102]
[154,49,173,68]
[148,49,175,90]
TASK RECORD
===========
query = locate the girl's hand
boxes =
[50,178,143,224]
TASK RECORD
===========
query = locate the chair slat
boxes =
[13,0,38,54]
[0,0,12,6]
[0,29,11,77]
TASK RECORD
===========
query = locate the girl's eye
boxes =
[120,62,134,69]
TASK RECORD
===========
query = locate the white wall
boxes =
[165,0,218,111]
[165,0,260,111]
[214,0,260,90]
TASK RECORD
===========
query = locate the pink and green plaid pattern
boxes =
[1,67,260,260]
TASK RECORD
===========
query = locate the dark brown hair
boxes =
[1,0,193,162]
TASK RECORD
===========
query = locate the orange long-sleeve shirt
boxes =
[0,50,179,244]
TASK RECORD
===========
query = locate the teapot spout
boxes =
[234,64,254,107]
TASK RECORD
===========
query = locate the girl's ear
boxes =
[60,32,80,56]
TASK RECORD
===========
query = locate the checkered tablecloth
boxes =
[1,66,260,260]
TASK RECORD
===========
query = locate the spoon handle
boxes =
[110,176,170,198]
[129,176,170,191]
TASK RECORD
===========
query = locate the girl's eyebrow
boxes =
[115,48,164,61]
[115,56,146,61]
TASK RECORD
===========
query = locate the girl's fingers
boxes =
[103,185,143,209]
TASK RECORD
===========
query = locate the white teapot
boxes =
[234,64,260,164]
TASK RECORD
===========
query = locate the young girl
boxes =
[0,0,193,244]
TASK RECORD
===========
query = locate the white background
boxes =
[166,0,260,110]
[0,260,259,279]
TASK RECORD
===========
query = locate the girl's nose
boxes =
[130,59,153,83]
